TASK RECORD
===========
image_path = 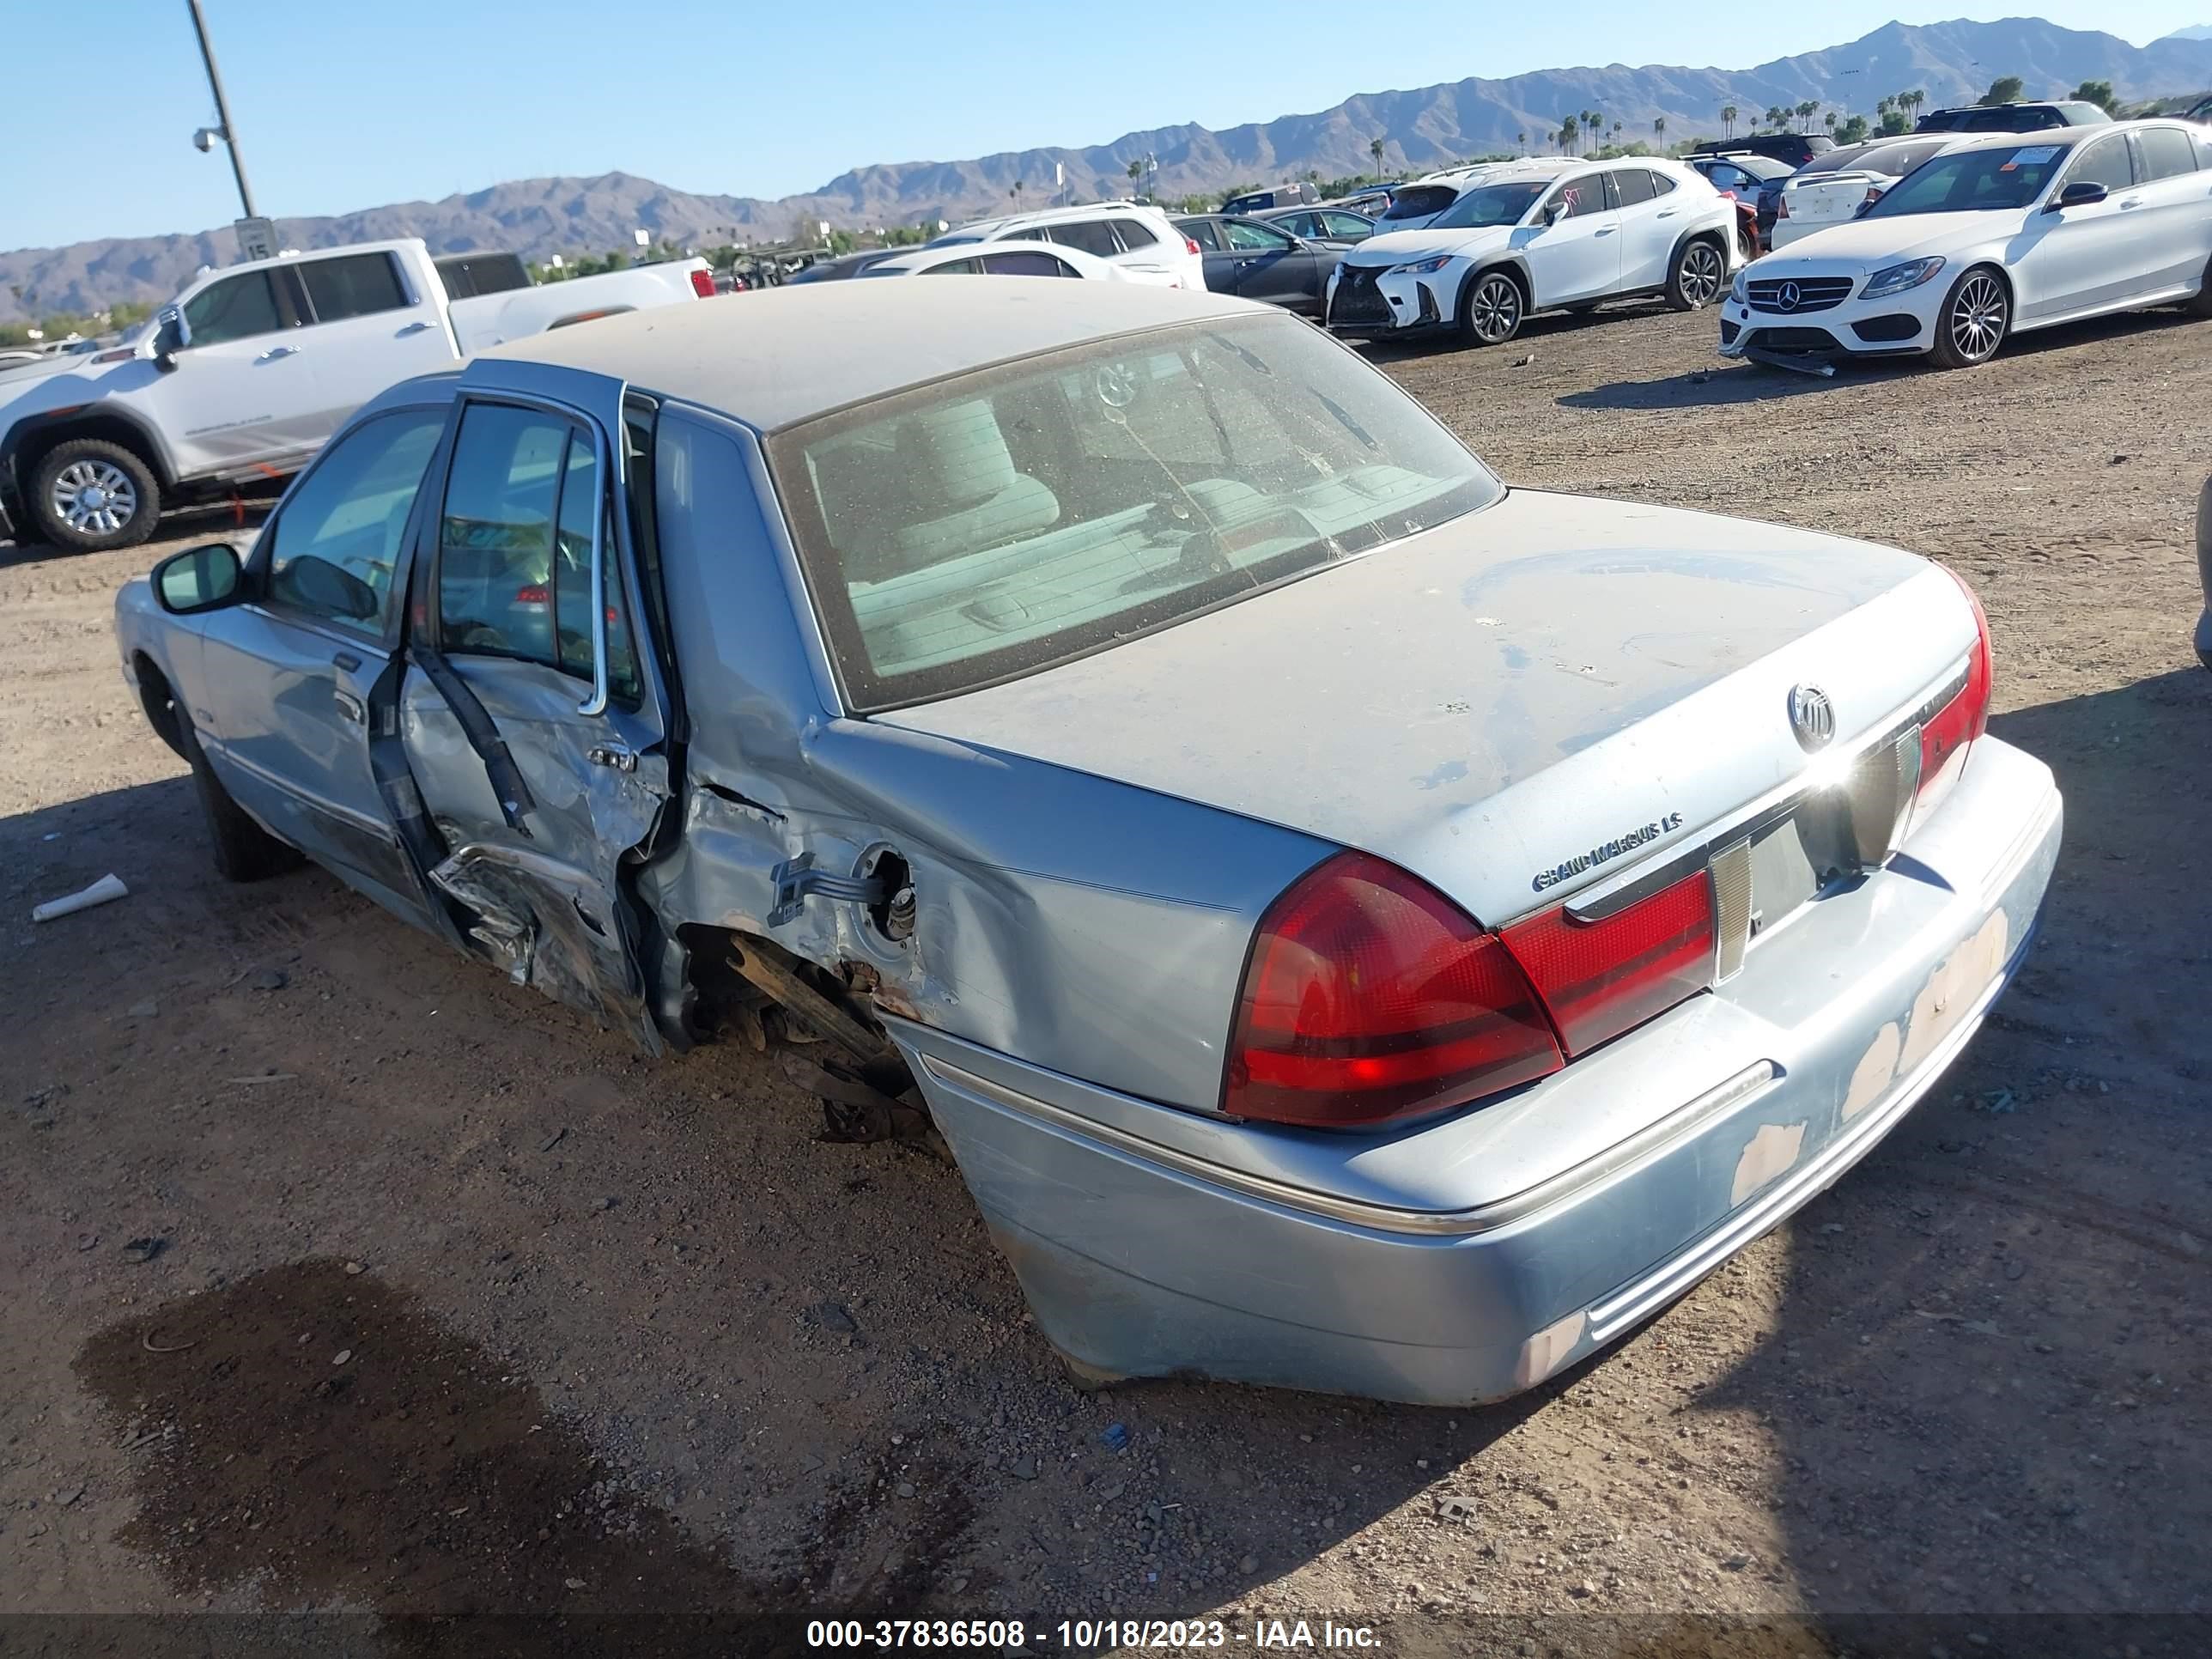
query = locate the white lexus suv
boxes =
[1719,120,2212,371]
[930,203,1204,290]
[1325,156,1740,346]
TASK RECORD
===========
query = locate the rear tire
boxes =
[1929,265,2009,369]
[1666,236,1728,311]
[28,438,161,552]
[176,709,301,882]
[1457,270,1524,346]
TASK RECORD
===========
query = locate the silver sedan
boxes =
[113,282,2061,1404]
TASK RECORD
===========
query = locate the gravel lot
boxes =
[3,298,2208,1656]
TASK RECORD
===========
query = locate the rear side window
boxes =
[301,252,410,323]
[1036,220,1121,258]
[2138,126,2202,180]
[1322,211,1373,237]
[182,270,286,346]
[1612,169,1656,206]
[920,258,982,276]
[264,410,443,631]
[1111,217,1160,250]
[1180,220,1223,251]
[434,253,531,299]
[982,251,1077,276]
[437,403,639,701]
[1382,185,1455,221]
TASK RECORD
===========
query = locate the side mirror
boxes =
[2049,180,2107,211]
[152,544,242,615]
[1542,198,1568,225]
[153,309,186,374]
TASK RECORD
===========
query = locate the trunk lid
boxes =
[1780,172,1883,233]
[877,489,1970,926]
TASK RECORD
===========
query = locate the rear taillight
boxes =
[1223,853,1564,1128]
[1777,196,1790,218]
[690,268,716,298]
[1183,235,1202,257]
[1917,566,1993,805]
[514,584,549,605]
[1498,869,1717,1057]
[1864,185,1885,205]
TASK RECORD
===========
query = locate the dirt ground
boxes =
[2,300,2207,1659]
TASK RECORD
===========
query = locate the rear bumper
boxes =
[896,736,2063,1406]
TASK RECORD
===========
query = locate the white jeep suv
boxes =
[931,204,1203,290]
[1326,157,1740,346]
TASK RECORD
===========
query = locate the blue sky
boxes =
[4,1,2205,251]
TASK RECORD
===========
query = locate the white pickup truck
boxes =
[0,238,712,550]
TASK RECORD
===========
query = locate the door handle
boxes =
[397,319,437,335]
[258,344,299,362]
[332,689,366,724]
[2118,198,2142,210]
[1595,227,1617,235]
[586,743,637,772]
[331,650,362,672]
[1656,208,1680,218]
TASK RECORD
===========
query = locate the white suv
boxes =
[931,203,1203,290]
[1327,157,1740,346]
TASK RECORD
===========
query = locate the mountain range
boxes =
[7,15,2212,325]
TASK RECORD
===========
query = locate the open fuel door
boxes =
[395,360,677,1050]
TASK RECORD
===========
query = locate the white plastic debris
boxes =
[31,872,129,923]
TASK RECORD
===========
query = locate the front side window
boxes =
[437,403,640,701]
[2138,126,2203,181]
[1865,143,2075,216]
[1429,182,1547,229]
[264,409,443,629]
[183,270,286,346]
[1547,174,1607,219]
[1224,219,1296,251]
[2063,134,2135,194]
[301,252,410,323]
[771,313,1502,711]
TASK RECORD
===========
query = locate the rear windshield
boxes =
[1863,142,2072,216]
[1382,185,1457,220]
[1801,139,1950,179]
[768,313,1501,711]
[1430,181,1548,229]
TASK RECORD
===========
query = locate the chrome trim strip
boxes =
[920,1054,1780,1239]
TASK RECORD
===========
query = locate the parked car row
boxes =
[1323,156,1743,345]
[1721,118,2212,372]
[0,238,713,550]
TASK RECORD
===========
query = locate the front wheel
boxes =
[1666,237,1728,311]
[1458,270,1524,346]
[29,438,161,551]
[1930,266,2009,369]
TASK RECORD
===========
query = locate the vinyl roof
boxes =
[476,278,1261,432]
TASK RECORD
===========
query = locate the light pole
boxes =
[186,0,258,218]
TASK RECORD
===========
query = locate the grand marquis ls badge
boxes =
[1789,683,1836,752]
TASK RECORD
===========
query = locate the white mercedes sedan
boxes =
[1719,119,2212,371]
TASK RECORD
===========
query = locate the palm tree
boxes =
[1126,159,1143,197]
[1010,181,1024,206]
[1764,106,1781,131]
[1824,110,1838,135]
[1796,100,1818,132]
[1370,135,1386,174]
[1612,119,1624,149]
[1720,104,1736,139]
[1653,115,1666,145]
[1560,115,1579,154]
[1515,129,1526,154]
[1906,88,1925,123]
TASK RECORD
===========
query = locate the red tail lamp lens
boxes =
[514,583,549,605]
[1224,853,1564,1129]
[1919,566,1993,798]
[690,268,716,298]
[1498,869,1717,1056]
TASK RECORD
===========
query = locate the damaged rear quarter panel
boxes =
[635,404,1335,1113]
